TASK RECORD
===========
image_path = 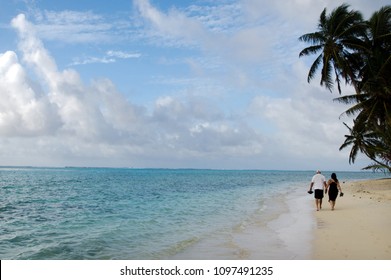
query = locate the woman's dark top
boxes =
[328,181,339,201]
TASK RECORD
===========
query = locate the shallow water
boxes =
[0,167,387,259]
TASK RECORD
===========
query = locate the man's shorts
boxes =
[314,189,324,199]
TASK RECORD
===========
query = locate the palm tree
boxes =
[339,122,391,172]
[299,4,391,172]
[336,6,391,172]
[357,5,391,127]
[299,4,365,93]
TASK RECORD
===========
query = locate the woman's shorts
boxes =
[314,189,324,199]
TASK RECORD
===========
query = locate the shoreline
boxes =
[313,178,391,259]
[170,183,314,260]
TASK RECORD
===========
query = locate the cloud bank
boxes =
[1,14,268,168]
[2,0,381,170]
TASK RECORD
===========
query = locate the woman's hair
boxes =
[331,173,338,182]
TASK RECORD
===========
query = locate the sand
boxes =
[313,178,391,259]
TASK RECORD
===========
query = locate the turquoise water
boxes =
[0,167,388,259]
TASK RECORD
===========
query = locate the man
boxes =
[308,170,327,211]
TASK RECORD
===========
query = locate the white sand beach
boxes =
[313,178,391,259]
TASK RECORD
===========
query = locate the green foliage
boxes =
[299,4,391,172]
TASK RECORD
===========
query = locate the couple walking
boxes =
[308,170,343,211]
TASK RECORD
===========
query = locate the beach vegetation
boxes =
[299,4,391,172]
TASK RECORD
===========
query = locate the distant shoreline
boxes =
[1,165,388,173]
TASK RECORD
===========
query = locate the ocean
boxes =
[0,167,388,260]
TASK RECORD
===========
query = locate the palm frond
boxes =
[320,56,334,91]
[298,32,325,45]
[307,54,323,82]
[362,163,391,172]
[299,45,323,57]
[333,93,363,105]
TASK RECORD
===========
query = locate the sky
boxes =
[0,0,388,170]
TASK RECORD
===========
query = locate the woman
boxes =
[326,173,343,210]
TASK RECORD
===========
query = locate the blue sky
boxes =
[0,0,388,170]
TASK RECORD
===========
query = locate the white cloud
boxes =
[32,10,113,43]
[69,50,141,66]
[3,15,148,145]
[0,50,62,137]
[247,60,355,164]
[132,0,295,96]
[0,14,266,168]
[106,50,141,59]
[69,56,116,66]
[133,0,211,48]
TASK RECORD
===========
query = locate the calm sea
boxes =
[0,167,388,260]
